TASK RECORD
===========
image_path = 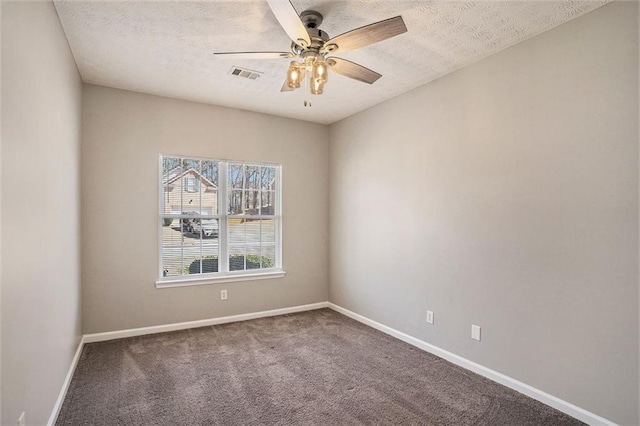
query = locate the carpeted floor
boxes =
[56,308,584,425]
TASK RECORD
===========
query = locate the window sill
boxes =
[155,270,286,288]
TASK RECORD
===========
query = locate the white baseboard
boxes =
[51,301,615,426]
[50,302,328,423]
[327,303,616,426]
[83,301,329,343]
[47,336,85,426]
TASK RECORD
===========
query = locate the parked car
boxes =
[181,211,199,232]
[191,218,219,238]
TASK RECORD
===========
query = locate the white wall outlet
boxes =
[220,289,227,300]
[18,412,25,426]
[471,324,481,341]
[426,310,434,324]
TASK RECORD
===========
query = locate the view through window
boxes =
[160,155,281,281]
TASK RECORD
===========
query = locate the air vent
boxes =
[228,66,262,80]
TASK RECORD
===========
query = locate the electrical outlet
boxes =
[471,325,481,341]
[220,289,227,301]
[18,412,25,426]
[426,310,434,324]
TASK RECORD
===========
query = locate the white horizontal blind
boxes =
[227,163,279,272]
[159,155,281,281]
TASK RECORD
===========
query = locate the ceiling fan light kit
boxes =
[286,53,328,94]
[213,0,407,97]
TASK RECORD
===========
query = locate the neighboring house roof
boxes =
[163,167,217,189]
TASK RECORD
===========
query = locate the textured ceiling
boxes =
[54,0,609,124]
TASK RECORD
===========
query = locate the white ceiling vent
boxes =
[228,66,262,80]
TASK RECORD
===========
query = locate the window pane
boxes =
[201,234,219,273]
[228,218,244,245]
[261,191,276,215]
[189,218,220,275]
[201,160,219,186]
[245,165,260,189]
[162,216,176,229]
[228,218,262,271]
[192,218,219,239]
[261,166,276,190]
[180,214,202,275]
[244,218,261,247]
[228,190,244,215]
[182,158,200,173]
[162,220,185,277]
[162,157,182,215]
[229,245,245,271]
[246,219,264,270]
[229,164,244,189]
[181,159,201,214]
[262,219,276,243]
[261,245,276,269]
[201,160,219,215]
[245,190,260,215]
[246,245,261,270]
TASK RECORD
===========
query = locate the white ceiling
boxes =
[54,0,609,124]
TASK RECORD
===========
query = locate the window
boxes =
[183,175,200,193]
[158,155,282,286]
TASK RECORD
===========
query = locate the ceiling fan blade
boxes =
[213,51,294,59]
[322,16,407,54]
[327,57,382,84]
[266,0,311,48]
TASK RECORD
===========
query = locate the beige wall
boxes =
[1,1,83,425]
[81,84,329,333]
[1,1,635,424]
[329,2,638,425]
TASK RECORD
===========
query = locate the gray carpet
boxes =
[56,309,584,425]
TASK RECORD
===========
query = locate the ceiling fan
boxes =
[213,0,407,96]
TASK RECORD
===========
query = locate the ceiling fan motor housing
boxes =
[291,10,331,59]
[291,28,329,57]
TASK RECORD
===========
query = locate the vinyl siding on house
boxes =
[163,169,218,216]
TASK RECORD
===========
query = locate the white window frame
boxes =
[156,154,284,288]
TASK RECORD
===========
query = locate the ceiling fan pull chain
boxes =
[304,72,312,107]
